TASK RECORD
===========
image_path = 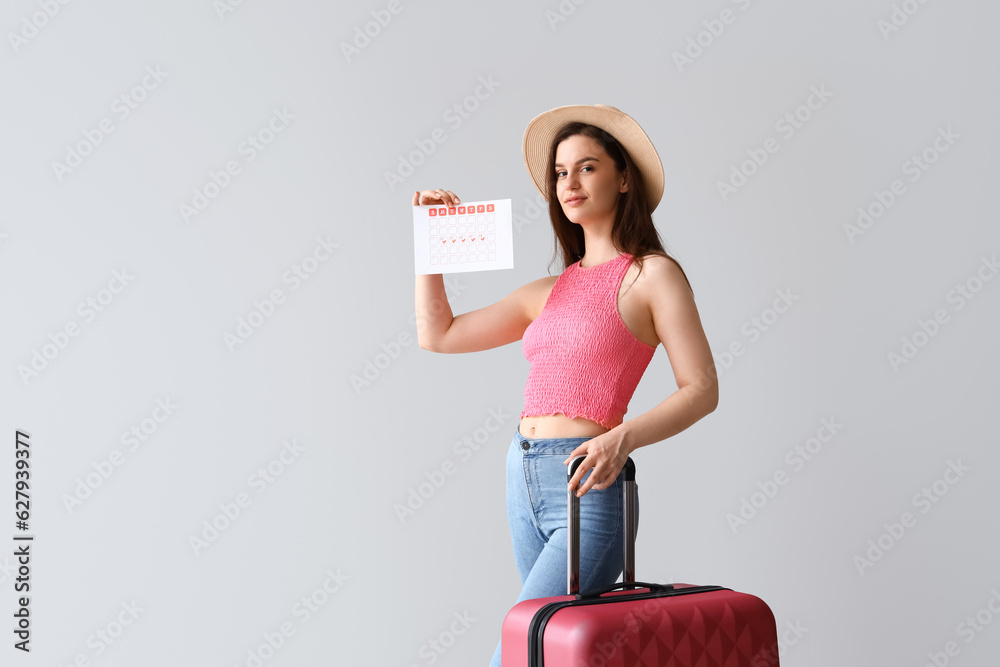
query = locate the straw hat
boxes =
[522,104,664,212]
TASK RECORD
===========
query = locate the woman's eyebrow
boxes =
[554,157,600,168]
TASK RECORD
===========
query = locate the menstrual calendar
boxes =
[412,198,513,274]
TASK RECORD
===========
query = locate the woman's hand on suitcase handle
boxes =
[563,432,630,497]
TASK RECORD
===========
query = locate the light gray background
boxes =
[2,0,998,665]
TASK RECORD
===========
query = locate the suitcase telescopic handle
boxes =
[567,456,636,596]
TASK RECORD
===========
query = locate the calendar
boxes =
[412,198,513,274]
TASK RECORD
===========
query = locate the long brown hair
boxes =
[545,122,694,297]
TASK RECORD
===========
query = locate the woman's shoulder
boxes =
[630,251,682,277]
[628,252,691,297]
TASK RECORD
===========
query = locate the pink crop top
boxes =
[520,252,657,430]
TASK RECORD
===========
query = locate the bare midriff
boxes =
[518,412,610,439]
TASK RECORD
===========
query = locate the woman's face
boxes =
[554,133,627,225]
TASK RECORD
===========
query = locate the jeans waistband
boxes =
[513,425,593,454]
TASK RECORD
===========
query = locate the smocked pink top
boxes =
[521,252,657,430]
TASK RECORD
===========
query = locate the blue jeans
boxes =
[488,425,639,666]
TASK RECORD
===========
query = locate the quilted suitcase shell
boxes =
[500,457,780,666]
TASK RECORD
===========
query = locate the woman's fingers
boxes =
[438,189,460,206]
[414,189,461,206]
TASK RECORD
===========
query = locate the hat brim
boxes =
[522,104,664,212]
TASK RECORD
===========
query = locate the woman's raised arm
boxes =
[413,188,550,354]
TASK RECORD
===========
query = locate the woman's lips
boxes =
[565,197,586,206]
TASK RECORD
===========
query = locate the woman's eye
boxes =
[556,167,592,178]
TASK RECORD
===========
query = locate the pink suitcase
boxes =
[501,456,781,666]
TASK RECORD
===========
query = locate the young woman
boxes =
[412,104,718,666]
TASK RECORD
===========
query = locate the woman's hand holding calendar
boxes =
[413,188,461,207]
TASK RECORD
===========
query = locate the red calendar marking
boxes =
[458,206,466,214]
[448,207,456,215]
[486,204,494,212]
[429,209,437,216]
[438,208,446,215]
[477,205,485,213]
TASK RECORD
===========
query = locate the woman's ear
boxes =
[619,168,629,194]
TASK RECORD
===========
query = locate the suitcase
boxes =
[500,455,781,666]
